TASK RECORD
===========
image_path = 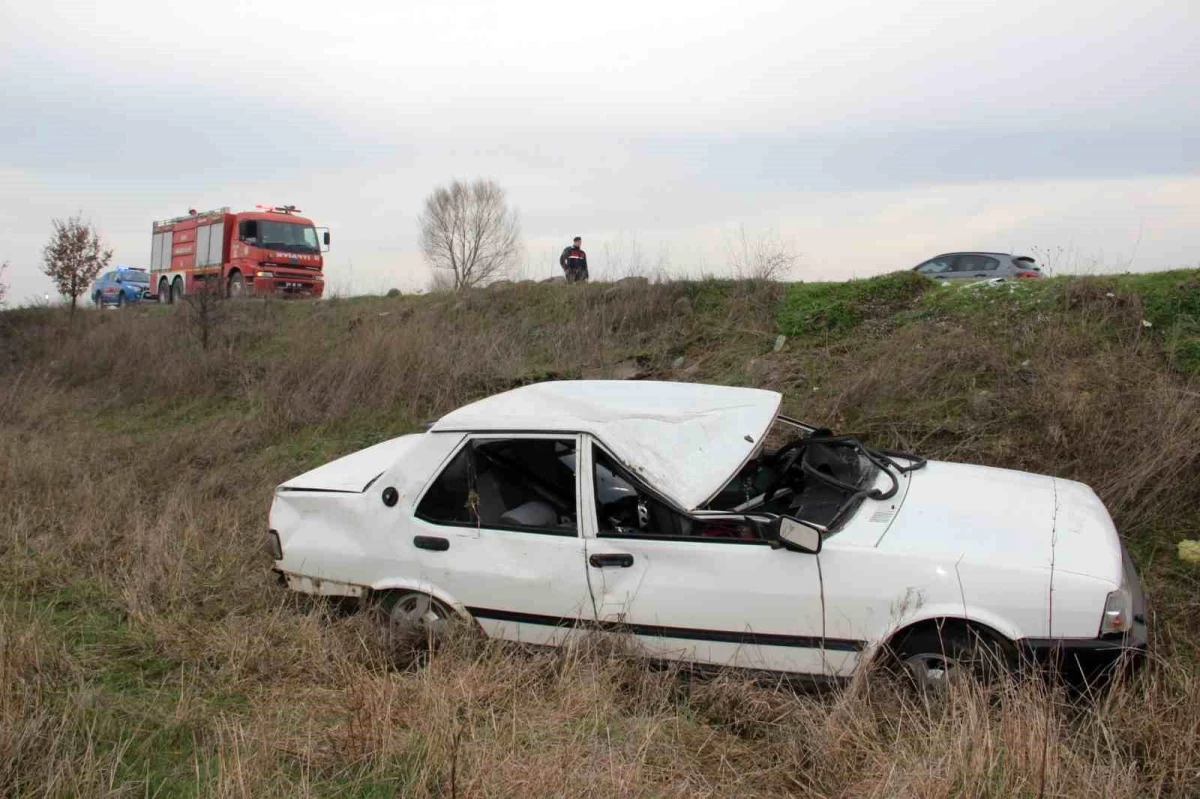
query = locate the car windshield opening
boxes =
[121,271,149,283]
[704,417,926,532]
[258,221,319,253]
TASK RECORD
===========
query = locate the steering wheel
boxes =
[762,443,806,502]
[766,437,806,467]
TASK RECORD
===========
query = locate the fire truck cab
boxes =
[150,205,329,302]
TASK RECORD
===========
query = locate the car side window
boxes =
[416,437,578,535]
[954,255,1000,272]
[592,445,760,543]
[915,257,954,275]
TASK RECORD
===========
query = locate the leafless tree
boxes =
[419,179,521,290]
[0,261,8,307]
[182,278,227,351]
[725,226,797,281]
[41,214,112,315]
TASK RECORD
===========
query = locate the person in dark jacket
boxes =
[559,237,588,282]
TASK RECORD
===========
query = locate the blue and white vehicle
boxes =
[92,266,152,308]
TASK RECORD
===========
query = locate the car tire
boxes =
[117,293,125,308]
[94,293,102,307]
[376,591,458,656]
[893,624,1013,693]
[227,271,246,299]
[171,278,184,303]
[158,280,171,305]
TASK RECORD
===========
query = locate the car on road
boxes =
[268,380,1145,688]
[913,252,1044,282]
[92,267,152,307]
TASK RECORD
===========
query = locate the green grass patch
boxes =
[776,270,932,337]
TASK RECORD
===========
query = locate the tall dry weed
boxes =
[1,279,1198,795]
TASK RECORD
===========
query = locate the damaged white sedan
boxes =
[268,380,1146,686]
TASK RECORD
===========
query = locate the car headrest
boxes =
[499,500,558,528]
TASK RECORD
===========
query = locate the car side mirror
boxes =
[766,516,823,554]
[323,230,330,246]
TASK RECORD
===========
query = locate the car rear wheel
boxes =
[894,625,1013,693]
[116,293,125,308]
[377,591,457,655]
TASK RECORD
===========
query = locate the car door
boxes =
[953,254,1001,279]
[407,433,595,647]
[580,439,861,677]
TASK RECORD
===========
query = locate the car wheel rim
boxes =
[388,594,449,643]
[903,653,960,691]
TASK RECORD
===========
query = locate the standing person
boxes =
[559,236,588,283]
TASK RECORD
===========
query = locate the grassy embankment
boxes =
[2,270,1199,796]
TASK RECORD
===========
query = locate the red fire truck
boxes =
[150,205,330,302]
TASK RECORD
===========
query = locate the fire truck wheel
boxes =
[158,281,170,304]
[227,271,246,299]
[171,278,184,303]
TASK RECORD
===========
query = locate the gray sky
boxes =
[1,0,1196,301]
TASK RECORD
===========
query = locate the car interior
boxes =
[592,446,759,541]
[416,438,579,533]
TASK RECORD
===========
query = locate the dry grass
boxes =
[2,275,1199,796]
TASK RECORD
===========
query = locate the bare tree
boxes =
[725,226,797,281]
[0,261,8,307]
[41,214,112,315]
[419,179,521,290]
[182,279,227,351]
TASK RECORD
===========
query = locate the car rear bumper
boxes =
[1017,544,1148,683]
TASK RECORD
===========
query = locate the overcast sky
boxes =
[1,0,1196,301]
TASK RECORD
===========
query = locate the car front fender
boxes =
[860,602,1024,664]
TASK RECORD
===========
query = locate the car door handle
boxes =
[414,535,449,552]
[589,553,634,568]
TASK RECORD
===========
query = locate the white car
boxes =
[268,381,1146,687]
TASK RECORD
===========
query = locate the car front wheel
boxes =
[227,271,246,299]
[894,625,1013,692]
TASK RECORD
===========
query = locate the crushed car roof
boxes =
[432,380,782,511]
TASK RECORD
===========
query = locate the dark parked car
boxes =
[913,252,1044,281]
[92,267,152,307]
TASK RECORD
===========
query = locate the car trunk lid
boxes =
[278,434,422,493]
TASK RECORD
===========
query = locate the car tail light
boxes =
[1015,271,1042,279]
[267,529,283,560]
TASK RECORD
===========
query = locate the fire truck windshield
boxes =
[258,221,320,254]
